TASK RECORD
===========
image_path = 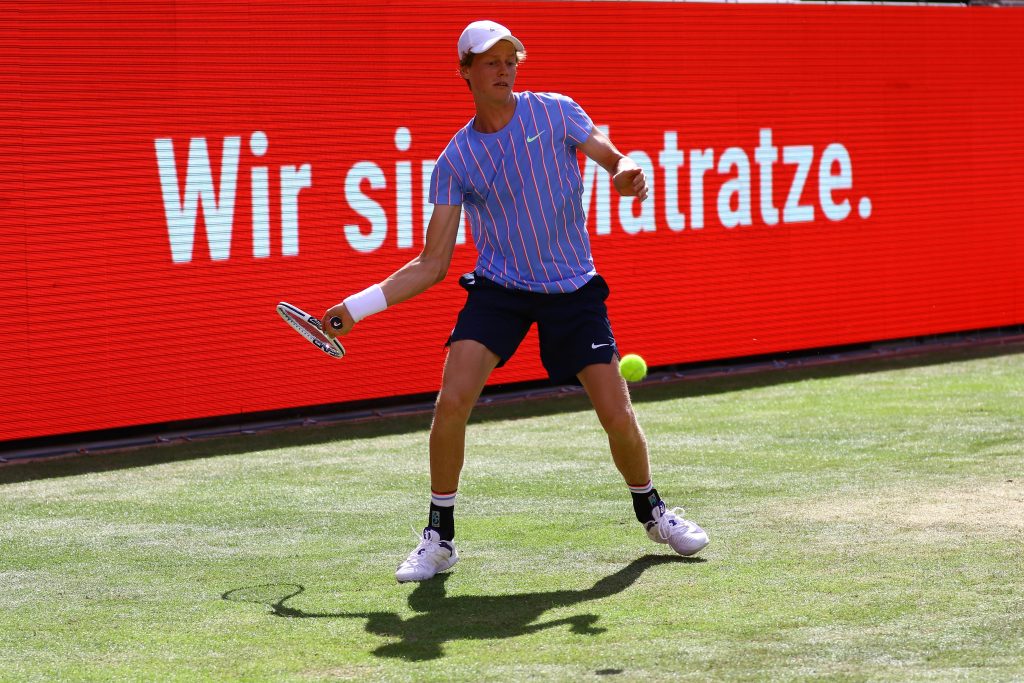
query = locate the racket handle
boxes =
[329,316,343,331]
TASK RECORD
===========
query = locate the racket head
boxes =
[276,302,346,358]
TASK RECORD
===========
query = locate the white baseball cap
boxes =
[457,20,525,60]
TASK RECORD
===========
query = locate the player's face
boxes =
[462,41,518,100]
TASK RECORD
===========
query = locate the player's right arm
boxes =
[322,203,462,336]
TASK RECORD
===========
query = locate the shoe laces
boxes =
[655,506,691,541]
[404,527,443,565]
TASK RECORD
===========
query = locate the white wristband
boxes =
[343,284,388,323]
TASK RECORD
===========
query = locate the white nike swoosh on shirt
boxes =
[591,343,611,349]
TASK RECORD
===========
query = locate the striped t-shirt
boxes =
[429,91,596,294]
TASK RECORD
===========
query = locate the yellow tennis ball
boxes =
[619,353,648,382]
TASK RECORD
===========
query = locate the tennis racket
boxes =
[276,302,346,358]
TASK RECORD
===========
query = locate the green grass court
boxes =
[1,341,1022,681]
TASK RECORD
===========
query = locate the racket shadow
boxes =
[222,554,701,661]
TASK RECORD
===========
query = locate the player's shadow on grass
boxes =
[223,554,696,661]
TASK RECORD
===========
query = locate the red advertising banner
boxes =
[3,1,1022,443]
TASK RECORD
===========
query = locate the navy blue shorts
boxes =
[447,272,618,385]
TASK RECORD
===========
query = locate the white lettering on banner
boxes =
[155,127,872,263]
[689,148,714,229]
[657,128,868,231]
[395,127,413,250]
[281,164,312,256]
[717,147,752,228]
[155,131,311,263]
[783,145,815,223]
[658,131,686,232]
[343,127,468,254]
[344,161,387,253]
[155,136,240,263]
[819,143,853,221]
[755,128,780,226]
[250,131,270,258]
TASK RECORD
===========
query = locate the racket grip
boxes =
[329,316,343,330]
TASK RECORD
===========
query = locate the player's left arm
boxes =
[577,127,649,202]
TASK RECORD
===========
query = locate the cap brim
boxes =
[470,35,525,55]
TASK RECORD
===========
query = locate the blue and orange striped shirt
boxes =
[429,91,596,293]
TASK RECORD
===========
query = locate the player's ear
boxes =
[458,53,474,86]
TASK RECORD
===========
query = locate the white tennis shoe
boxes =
[645,503,709,556]
[395,528,458,583]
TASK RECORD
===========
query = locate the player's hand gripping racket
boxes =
[276,302,346,358]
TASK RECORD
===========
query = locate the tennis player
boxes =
[324,20,709,582]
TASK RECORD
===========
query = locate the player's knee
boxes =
[433,389,476,425]
[598,406,641,442]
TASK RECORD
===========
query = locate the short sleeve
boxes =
[561,95,594,146]
[429,155,464,206]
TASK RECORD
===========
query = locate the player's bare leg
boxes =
[577,360,650,485]
[578,359,709,557]
[429,339,500,493]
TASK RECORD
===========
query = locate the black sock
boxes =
[428,502,455,541]
[631,487,663,525]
